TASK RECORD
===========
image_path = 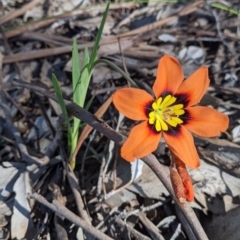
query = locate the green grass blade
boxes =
[70,2,110,169]
[71,39,81,165]
[71,46,90,146]
[72,38,81,105]
[70,46,91,168]
[79,47,90,106]
[51,74,71,133]
[210,3,239,15]
[89,2,110,66]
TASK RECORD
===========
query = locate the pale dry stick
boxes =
[30,193,113,240]
[121,48,163,60]
[2,37,132,64]
[0,0,44,25]
[218,100,240,110]
[64,163,92,225]
[170,223,182,240]
[222,86,240,94]
[9,80,209,240]
[96,155,106,198]
[157,216,176,229]
[0,2,138,39]
[103,179,132,201]
[28,32,73,45]
[3,43,93,64]
[2,17,62,39]
[22,32,74,44]
[122,200,166,220]
[21,32,69,46]
[60,145,93,238]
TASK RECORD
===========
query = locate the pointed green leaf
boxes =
[89,2,110,66]
[51,74,71,133]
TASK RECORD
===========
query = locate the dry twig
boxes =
[30,193,113,240]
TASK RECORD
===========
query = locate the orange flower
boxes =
[112,55,229,169]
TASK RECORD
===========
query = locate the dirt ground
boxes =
[1,0,240,239]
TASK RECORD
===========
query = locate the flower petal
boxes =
[163,126,200,169]
[112,88,154,120]
[121,121,161,161]
[176,66,210,107]
[153,55,184,98]
[184,106,229,137]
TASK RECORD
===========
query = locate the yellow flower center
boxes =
[148,94,185,131]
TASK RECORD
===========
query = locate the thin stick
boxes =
[30,193,113,240]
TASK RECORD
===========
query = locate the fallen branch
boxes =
[30,193,113,240]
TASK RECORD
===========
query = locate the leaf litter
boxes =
[1,0,240,239]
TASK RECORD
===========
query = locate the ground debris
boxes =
[1,0,240,239]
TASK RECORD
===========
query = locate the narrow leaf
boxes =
[89,2,110,66]
[51,74,71,133]
[211,3,239,15]
[72,38,81,147]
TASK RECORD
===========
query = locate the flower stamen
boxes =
[148,95,185,131]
